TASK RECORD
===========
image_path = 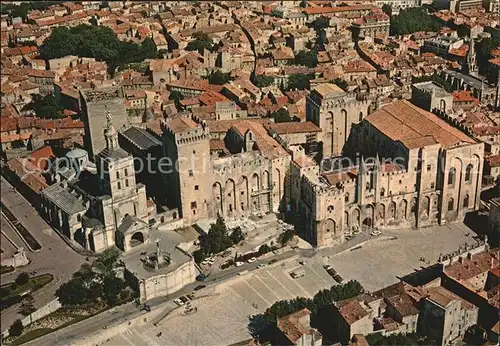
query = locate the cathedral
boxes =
[41,111,151,253]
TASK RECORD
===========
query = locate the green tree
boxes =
[93,248,120,275]
[40,25,156,73]
[25,94,64,119]
[9,319,23,337]
[278,229,295,245]
[390,8,442,36]
[204,214,232,254]
[169,90,184,109]
[285,74,314,91]
[186,31,215,55]
[295,49,318,68]
[258,244,271,255]
[310,16,329,31]
[381,4,392,16]
[254,75,275,88]
[270,108,293,123]
[19,294,36,316]
[55,277,88,305]
[193,249,207,264]
[333,78,348,92]
[230,228,245,244]
[208,70,232,85]
[103,274,125,307]
[15,272,29,286]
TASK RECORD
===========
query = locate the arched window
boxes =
[116,171,120,179]
[345,193,349,202]
[380,188,385,197]
[125,179,129,187]
[465,164,473,183]
[448,198,454,211]
[448,168,456,186]
[117,182,121,190]
[463,194,469,208]
[125,168,128,176]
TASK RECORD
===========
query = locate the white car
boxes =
[201,260,209,265]
[370,230,382,236]
[257,263,266,268]
[235,261,244,267]
[173,298,184,306]
[247,257,257,263]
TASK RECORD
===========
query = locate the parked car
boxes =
[327,268,337,277]
[257,263,266,268]
[235,261,244,267]
[323,264,331,270]
[194,285,206,291]
[370,230,382,236]
[269,259,277,265]
[196,274,206,282]
[290,269,305,279]
[333,274,344,283]
[179,296,189,304]
[187,293,195,300]
[247,257,257,263]
[173,298,184,306]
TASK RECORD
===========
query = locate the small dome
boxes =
[65,148,88,160]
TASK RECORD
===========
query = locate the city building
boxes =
[297,99,484,247]
[80,86,129,158]
[41,110,150,253]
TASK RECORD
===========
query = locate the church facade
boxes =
[294,100,484,247]
[41,111,150,253]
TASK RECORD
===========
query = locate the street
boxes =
[0,177,85,331]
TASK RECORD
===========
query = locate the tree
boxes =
[40,25,156,73]
[381,4,392,16]
[15,272,29,286]
[389,8,442,36]
[193,249,207,264]
[270,108,293,123]
[285,74,314,91]
[332,78,348,92]
[93,248,120,275]
[56,277,88,306]
[208,70,232,85]
[25,94,64,119]
[169,90,184,109]
[230,228,245,244]
[309,16,329,32]
[103,274,125,307]
[186,31,215,55]
[19,294,36,316]
[9,319,23,337]
[279,229,295,245]
[254,75,275,88]
[258,244,271,255]
[295,49,318,68]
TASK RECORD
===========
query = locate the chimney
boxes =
[467,252,472,260]
[458,257,463,263]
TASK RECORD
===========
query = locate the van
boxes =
[290,269,305,279]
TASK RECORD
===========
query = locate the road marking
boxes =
[305,262,331,287]
[242,277,272,307]
[253,275,281,301]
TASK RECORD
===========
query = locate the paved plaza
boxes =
[325,223,476,291]
[105,222,477,346]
